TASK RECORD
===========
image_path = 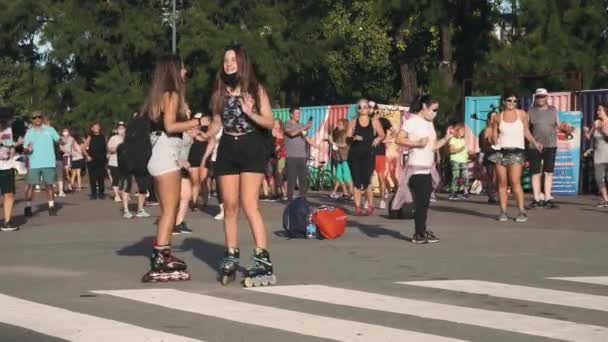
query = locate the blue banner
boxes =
[552,111,582,195]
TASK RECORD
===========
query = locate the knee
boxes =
[223,200,239,216]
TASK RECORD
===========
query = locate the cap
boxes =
[117,121,126,127]
[369,101,377,108]
[535,88,549,96]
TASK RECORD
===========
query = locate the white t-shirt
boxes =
[107,135,124,167]
[402,114,436,174]
[0,127,13,171]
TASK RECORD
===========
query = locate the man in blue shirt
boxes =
[23,111,60,217]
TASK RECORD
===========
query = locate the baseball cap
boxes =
[535,88,549,96]
[117,121,126,127]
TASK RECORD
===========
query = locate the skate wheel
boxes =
[243,278,253,288]
[268,275,277,285]
[220,273,235,286]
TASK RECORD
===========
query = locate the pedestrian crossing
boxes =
[0,276,607,342]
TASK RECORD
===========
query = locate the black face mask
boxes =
[222,72,239,88]
[201,125,209,133]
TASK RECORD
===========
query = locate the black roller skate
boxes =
[141,247,191,283]
[219,248,240,286]
[243,248,277,288]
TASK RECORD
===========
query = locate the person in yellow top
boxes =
[448,123,470,200]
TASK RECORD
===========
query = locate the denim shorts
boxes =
[147,133,182,177]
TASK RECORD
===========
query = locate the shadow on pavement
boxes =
[352,222,410,241]
[179,237,230,273]
[116,236,155,258]
[431,205,496,219]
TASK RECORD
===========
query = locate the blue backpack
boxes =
[282,197,311,238]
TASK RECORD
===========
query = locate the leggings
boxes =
[595,163,608,188]
[409,174,432,236]
[334,161,352,183]
[109,166,120,187]
[450,161,470,194]
[88,161,106,196]
[348,152,374,189]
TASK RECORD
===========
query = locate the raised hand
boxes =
[239,92,255,115]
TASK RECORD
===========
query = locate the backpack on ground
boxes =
[118,115,152,176]
[388,195,416,220]
[312,205,347,239]
[282,197,311,238]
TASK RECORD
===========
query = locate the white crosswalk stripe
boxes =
[0,293,203,342]
[250,284,608,342]
[2,276,608,341]
[548,276,608,286]
[400,279,608,312]
[94,288,466,342]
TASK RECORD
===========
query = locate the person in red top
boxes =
[272,119,287,200]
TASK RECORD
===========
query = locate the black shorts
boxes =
[71,159,85,170]
[527,147,557,174]
[109,166,120,187]
[214,132,268,177]
[118,170,149,194]
[0,169,15,195]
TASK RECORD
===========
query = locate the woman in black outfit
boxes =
[188,115,214,210]
[205,44,275,287]
[84,122,107,199]
[347,98,385,216]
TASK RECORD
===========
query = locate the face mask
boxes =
[201,125,209,133]
[222,72,239,88]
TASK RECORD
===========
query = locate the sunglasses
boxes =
[359,105,369,109]
[505,99,518,103]
[32,116,42,119]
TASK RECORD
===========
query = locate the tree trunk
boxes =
[398,63,417,106]
[438,21,455,89]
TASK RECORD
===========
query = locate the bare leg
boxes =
[189,167,200,207]
[532,173,542,201]
[4,193,14,222]
[495,164,508,212]
[220,175,240,248]
[240,173,267,248]
[176,178,191,226]
[154,171,181,246]
[509,164,525,211]
[543,172,553,200]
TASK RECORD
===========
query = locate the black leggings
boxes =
[348,151,374,189]
[88,161,106,196]
[109,166,120,187]
[409,174,432,235]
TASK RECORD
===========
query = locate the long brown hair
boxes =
[140,55,187,122]
[210,44,261,116]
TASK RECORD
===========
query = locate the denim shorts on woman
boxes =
[214,132,268,177]
[147,133,182,177]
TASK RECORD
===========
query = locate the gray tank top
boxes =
[593,127,608,164]
[528,105,558,148]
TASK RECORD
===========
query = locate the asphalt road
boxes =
[1,185,607,342]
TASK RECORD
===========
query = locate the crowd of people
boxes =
[1,43,606,286]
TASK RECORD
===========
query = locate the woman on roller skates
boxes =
[141,55,206,282]
[205,43,275,287]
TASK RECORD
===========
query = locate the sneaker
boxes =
[448,194,458,201]
[177,222,193,234]
[1,221,19,232]
[123,211,134,219]
[171,226,183,235]
[458,193,470,200]
[90,194,98,200]
[24,206,32,218]
[412,233,428,244]
[362,201,369,210]
[543,200,558,209]
[425,231,439,243]
[596,201,608,208]
[529,200,543,209]
[379,200,386,209]
[114,196,121,203]
[515,211,528,222]
[214,211,224,220]
[57,192,67,198]
[488,196,498,204]
[497,211,508,222]
[189,202,199,212]
[48,206,57,217]
[135,209,151,218]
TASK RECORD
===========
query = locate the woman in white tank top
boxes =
[488,93,541,223]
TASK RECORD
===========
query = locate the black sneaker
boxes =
[171,225,183,235]
[90,194,98,200]
[1,221,19,232]
[24,206,32,218]
[48,206,57,217]
[412,233,428,244]
[425,231,439,243]
[177,222,193,234]
[529,200,543,209]
[543,200,558,209]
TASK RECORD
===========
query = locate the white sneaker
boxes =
[214,211,224,220]
[58,192,67,198]
[136,209,151,218]
[379,200,386,209]
[362,201,369,210]
[114,196,121,203]
[123,211,134,219]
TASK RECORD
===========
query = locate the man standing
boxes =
[283,107,317,200]
[24,111,60,217]
[528,88,559,209]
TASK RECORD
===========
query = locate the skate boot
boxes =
[243,248,277,288]
[219,248,240,286]
[141,247,191,283]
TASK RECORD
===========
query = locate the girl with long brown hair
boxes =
[205,44,275,287]
[141,55,205,283]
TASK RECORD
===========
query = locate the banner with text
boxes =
[552,111,582,195]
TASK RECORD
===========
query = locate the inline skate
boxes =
[243,248,277,288]
[141,247,191,282]
[219,248,240,286]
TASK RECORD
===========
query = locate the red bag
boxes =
[312,206,347,239]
